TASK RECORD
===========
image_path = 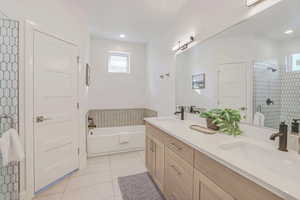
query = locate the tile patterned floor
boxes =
[34,150,146,200]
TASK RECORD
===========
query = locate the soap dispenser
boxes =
[291,119,300,135]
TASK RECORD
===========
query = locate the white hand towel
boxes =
[0,129,24,166]
[119,134,130,144]
[253,112,265,127]
[8,129,25,163]
[0,131,11,166]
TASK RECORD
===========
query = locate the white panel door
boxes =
[218,63,248,120]
[33,31,79,192]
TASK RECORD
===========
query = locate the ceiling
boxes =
[68,0,299,45]
[216,0,300,42]
[71,0,191,43]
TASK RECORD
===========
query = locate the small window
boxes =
[108,52,130,73]
[286,53,300,72]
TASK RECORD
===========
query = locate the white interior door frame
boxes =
[217,61,253,124]
[24,21,80,199]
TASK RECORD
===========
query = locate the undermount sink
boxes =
[155,118,180,122]
[155,118,187,125]
[219,141,300,179]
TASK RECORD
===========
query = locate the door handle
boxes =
[240,107,247,111]
[36,116,52,123]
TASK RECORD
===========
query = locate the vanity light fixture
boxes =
[172,35,195,52]
[120,34,126,38]
[246,0,264,7]
[285,29,294,35]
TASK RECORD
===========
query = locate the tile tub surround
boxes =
[88,108,157,128]
[145,117,300,200]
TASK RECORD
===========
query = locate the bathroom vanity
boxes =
[145,118,300,200]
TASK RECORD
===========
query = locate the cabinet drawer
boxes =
[165,135,194,166]
[194,150,284,200]
[146,123,167,143]
[165,148,193,200]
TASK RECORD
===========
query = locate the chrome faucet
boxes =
[270,122,288,152]
[174,106,185,120]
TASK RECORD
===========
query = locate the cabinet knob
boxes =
[170,143,182,151]
[170,165,181,176]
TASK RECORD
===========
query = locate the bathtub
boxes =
[87,125,145,157]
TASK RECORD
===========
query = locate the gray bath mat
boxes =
[118,172,165,200]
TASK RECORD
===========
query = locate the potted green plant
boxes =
[200,108,242,136]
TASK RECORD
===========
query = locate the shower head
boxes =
[267,67,277,72]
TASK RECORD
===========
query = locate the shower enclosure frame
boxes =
[252,60,282,129]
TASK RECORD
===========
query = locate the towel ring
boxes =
[0,115,14,129]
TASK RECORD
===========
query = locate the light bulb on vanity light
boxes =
[120,34,126,38]
[285,29,294,35]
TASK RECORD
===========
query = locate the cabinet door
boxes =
[146,137,155,175]
[165,148,193,200]
[194,169,234,200]
[153,139,164,191]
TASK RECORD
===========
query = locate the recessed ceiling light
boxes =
[120,34,126,38]
[285,30,294,35]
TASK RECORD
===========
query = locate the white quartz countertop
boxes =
[145,117,300,200]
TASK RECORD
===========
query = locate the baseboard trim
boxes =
[20,190,30,200]
[88,148,145,158]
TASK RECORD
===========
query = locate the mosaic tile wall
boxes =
[0,18,19,200]
[280,70,300,126]
[253,64,282,129]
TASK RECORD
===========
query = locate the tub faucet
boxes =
[270,122,288,152]
[174,107,185,120]
[190,106,200,114]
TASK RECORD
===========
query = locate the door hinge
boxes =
[77,56,80,64]
[76,102,80,109]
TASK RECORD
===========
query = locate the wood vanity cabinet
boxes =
[145,122,284,200]
[145,125,165,191]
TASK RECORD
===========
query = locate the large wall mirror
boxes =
[175,0,300,130]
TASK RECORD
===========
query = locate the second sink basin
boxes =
[219,141,300,179]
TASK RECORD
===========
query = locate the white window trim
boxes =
[286,54,300,72]
[107,51,131,73]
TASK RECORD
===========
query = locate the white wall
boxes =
[176,35,280,108]
[145,0,283,116]
[89,38,146,109]
[0,0,90,199]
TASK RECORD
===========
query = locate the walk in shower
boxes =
[253,62,282,129]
